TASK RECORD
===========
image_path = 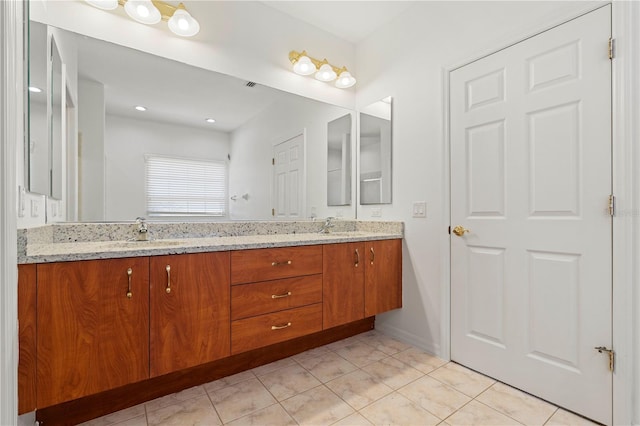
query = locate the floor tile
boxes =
[208,377,277,423]
[258,364,322,401]
[79,404,146,426]
[362,356,424,389]
[144,385,206,413]
[335,341,388,367]
[546,409,600,426]
[446,400,522,425]
[429,362,495,397]
[203,370,256,393]
[398,375,472,420]
[477,382,556,425]
[332,412,374,425]
[393,347,448,374]
[292,345,332,363]
[325,369,394,410]
[225,403,297,426]
[251,357,297,377]
[325,335,363,351]
[358,331,412,355]
[280,385,354,426]
[359,392,441,426]
[146,394,221,426]
[297,351,358,382]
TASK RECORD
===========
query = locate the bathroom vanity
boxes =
[17,220,402,424]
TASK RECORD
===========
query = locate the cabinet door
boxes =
[323,242,365,329]
[37,258,150,408]
[150,252,230,377]
[18,264,37,414]
[365,239,402,317]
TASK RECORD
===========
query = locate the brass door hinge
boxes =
[608,38,615,60]
[608,194,615,216]
[595,346,615,372]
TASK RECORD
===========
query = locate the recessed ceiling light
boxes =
[28,86,42,93]
[205,118,216,124]
[134,105,147,112]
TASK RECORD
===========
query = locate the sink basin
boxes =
[102,240,182,249]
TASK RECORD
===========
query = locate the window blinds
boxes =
[145,155,227,216]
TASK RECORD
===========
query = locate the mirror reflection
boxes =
[360,97,392,204]
[327,114,352,206]
[27,22,356,222]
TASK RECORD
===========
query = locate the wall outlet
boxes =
[30,200,39,218]
[412,201,427,218]
[371,207,382,217]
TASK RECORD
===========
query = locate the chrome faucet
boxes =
[135,217,149,241]
[318,217,335,234]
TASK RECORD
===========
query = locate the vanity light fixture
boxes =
[84,0,201,37]
[205,118,216,123]
[28,86,43,93]
[289,50,356,89]
[134,105,147,111]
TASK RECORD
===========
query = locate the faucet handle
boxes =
[136,217,146,223]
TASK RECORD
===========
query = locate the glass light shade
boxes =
[335,71,356,89]
[168,8,200,37]
[124,0,161,24]
[292,56,316,76]
[315,63,337,82]
[85,0,119,10]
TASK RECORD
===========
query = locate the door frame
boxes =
[270,128,307,220]
[440,2,640,424]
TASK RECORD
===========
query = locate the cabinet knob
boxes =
[165,265,172,294]
[126,268,133,299]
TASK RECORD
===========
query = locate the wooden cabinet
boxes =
[18,264,37,414]
[230,246,323,354]
[324,239,402,328]
[150,252,230,377]
[323,242,365,329]
[365,239,402,316]
[36,258,150,408]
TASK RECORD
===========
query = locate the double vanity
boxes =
[17,220,403,424]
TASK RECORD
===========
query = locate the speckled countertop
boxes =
[18,220,403,264]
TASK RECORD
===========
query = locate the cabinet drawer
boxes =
[231,245,322,284]
[231,303,322,354]
[231,274,322,320]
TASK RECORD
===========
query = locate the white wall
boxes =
[229,96,354,220]
[105,114,230,221]
[355,1,605,354]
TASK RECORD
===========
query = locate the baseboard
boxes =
[374,321,442,357]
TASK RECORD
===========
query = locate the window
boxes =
[145,155,227,217]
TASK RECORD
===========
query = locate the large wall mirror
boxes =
[359,97,392,204]
[327,114,352,207]
[26,20,356,222]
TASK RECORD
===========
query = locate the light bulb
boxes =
[124,0,161,25]
[315,63,337,82]
[292,55,316,76]
[135,105,147,112]
[28,86,43,93]
[168,7,200,37]
[85,0,118,10]
[335,71,356,89]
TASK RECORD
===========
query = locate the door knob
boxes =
[452,225,470,237]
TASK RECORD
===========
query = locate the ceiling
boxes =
[261,1,415,44]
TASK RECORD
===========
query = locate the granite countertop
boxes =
[18,220,403,264]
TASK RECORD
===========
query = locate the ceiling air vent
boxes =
[245,81,257,87]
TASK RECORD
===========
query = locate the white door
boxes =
[450,6,612,424]
[273,133,304,219]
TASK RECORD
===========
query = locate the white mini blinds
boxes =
[145,155,227,217]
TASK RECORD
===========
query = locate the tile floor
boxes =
[80,330,599,426]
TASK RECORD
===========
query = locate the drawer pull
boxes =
[165,265,172,294]
[370,247,375,265]
[126,268,133,299]
[271,260,292,266]
[271,322,292,330]
[272,291,292,299]
[355,249,360,268]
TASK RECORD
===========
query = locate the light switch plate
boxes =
[413,201,427,218]
[30,200,39,218]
